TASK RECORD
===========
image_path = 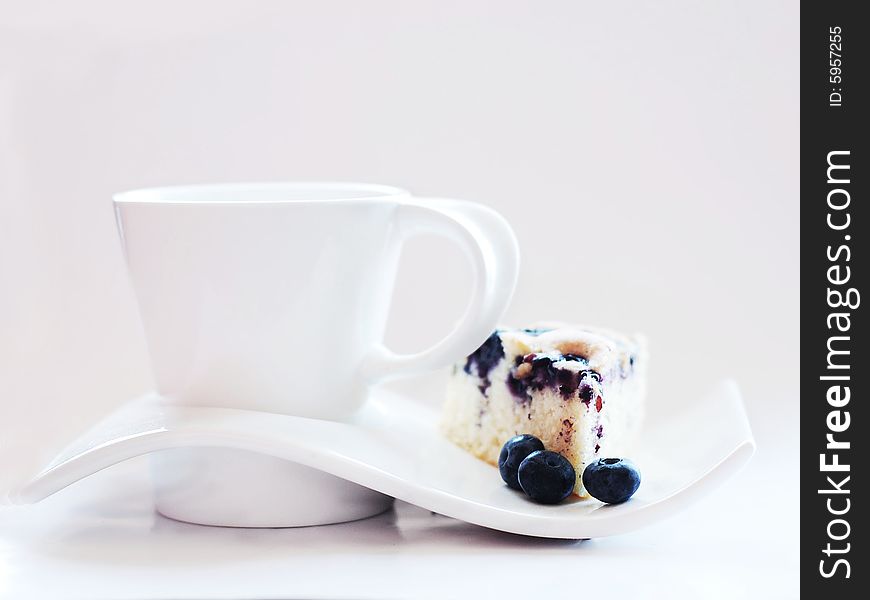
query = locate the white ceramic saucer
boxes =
[7,380,753,539]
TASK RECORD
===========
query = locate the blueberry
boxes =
[506,352,599,403]
[582,458,641,504]
[498,434,545,490]
[464,331,505,380]
[517,450,576,504]
[520,328,553,336]
[464,331,506,394]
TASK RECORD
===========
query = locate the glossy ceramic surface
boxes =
[111,182,519,525]
[8,380,754,539]
[114,183,520,418]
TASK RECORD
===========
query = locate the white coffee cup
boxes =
[113,182,519,526]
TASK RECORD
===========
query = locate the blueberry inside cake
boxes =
[441,324,646,497]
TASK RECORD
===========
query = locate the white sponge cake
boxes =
[441,324,646,497]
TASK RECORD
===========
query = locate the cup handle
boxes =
[361,198,520,382]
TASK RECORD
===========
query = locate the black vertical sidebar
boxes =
[802,1,866,596]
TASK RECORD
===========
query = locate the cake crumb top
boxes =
[497,323,643,375]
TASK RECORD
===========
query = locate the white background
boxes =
[1,1,798,598]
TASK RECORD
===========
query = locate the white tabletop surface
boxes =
[0,400,798,600]
[0,3,799,597]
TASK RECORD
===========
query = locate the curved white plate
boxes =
[6,380,754,539]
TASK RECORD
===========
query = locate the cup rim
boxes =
[112,182,410,205]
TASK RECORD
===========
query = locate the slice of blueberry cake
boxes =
[441,324,646,497]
